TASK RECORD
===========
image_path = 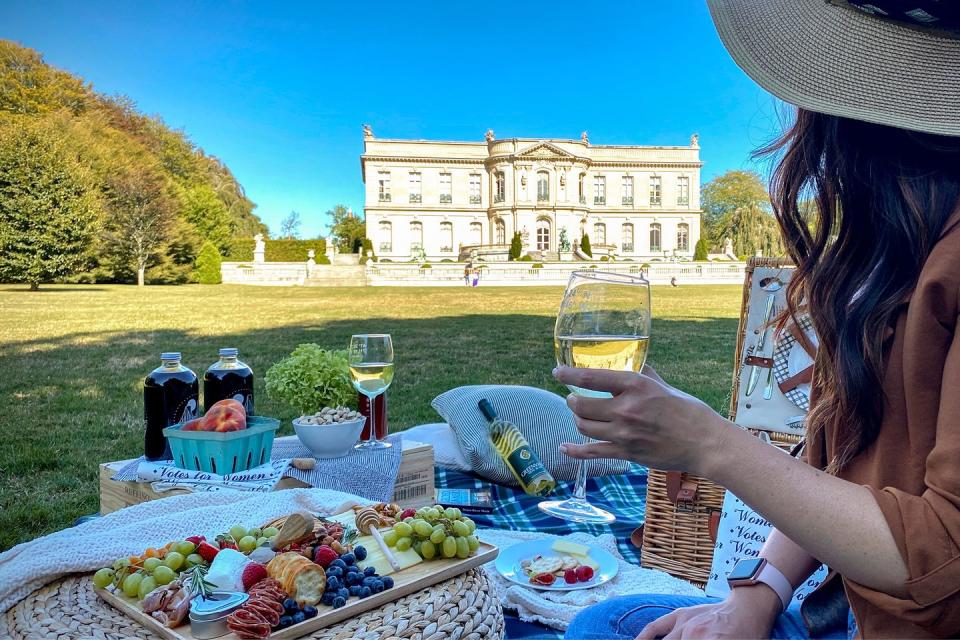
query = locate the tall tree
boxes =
[179,183,233,251]
[701,170,771,248]
[0,117,99,289]
[328,205,365,252]
[279,211,302,239]
[713,203,786,258]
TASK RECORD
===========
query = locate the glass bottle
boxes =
[143,353,199,461]
[203,348,254,414]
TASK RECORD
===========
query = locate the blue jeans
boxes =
[565,595,856,640]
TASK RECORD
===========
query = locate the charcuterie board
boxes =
[95,508,498,640]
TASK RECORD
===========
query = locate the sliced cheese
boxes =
[551,540,590,557]
[354,533,422,576]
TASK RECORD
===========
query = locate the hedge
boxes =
[225,238,330,263]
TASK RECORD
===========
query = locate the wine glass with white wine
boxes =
[349,334,395,450]
[539,270,651,524]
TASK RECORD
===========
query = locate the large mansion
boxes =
[361,128,702,262]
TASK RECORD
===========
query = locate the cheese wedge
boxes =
[354,533,422,576]
[551,540,590,557]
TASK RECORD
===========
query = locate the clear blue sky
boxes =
[2,0,785,238]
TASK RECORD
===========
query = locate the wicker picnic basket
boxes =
[638,257,802,586]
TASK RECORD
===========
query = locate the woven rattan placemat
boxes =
[4,567,503,640]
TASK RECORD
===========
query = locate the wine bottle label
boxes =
[507,445,549,482]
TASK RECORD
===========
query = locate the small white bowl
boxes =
[293,416,365,458]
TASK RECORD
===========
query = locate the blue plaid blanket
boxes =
[434,465,649,639]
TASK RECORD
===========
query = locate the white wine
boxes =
[478,399,556,497]
[554,335,649,396]
[349,362,395,396]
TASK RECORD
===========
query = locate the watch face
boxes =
[727,558,765,582]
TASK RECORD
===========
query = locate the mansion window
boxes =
[536,218,551,251]
[469,174,482,204]
[494,218,506,244]
[440,222,453,252]
[579,173,586,205]
[677,223,690,252]
[677,176,690,207]
[537,171,550,202]
[378,171,391,202]
[494,171,505,203]
[408,171,422,203]
[409,221,423,252]
[593,175,606,205]
[593,222,606,245]
[470,222,483,246]
[650,223,662,252]
[649,176,662,206]
[440,172,452,203]
[622,223,634,252]
[622,176,634,206]
[378,221,392,253]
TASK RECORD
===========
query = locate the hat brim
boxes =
[707,0,960,137]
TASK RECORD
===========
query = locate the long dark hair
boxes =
[761,109,960,473]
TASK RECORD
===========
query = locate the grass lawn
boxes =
[0,284,742,550]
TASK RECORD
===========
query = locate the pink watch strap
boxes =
[757,561,794,611]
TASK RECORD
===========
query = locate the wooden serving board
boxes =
[95,510,498,640]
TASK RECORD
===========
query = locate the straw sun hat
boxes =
[707,0,960,136]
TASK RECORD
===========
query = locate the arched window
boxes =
[536,218,551,251]
[649,223,662,252]
[593,222,606,245]
[537,171,550,202]
[494,171,505,203]
[677,223,690,252]
[409,221,423,253]
[494,218,506,244]
[378,221,392,253]
[470,222,482,245]
[440,222,453,252]
[621,223,634,252]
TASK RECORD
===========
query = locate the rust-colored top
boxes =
[806,210,960,638]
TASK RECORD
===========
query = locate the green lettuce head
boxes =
[265,344,355,414]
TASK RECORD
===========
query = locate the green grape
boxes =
[429,526,446,545]
[455,536,470,559]
[420,540,437,559]
[142,557,162,573]
[383,530,399,547]
[185,554,204,568]
[393,522,413,538]
[263,526,280,537]
[413,541,422,556]
[175,541,196,556]
[425,508,441,521]
[444,507,462,520]
[248,527,263,539]
[153,565,176,585]
[395,536,412,552]
[122,572,143,598]
[413,520,433,538]
[113,558,131,571]
[238,536,258,553]
[432,504,445,512]
[137,575,158,600]
[441,537,457,558]
[229,525,248,541]
[452,520,469,537]
[163,551,185,571]
[92,568,115,589]
[464,518,476,535]
[467,535,480,551]
[256,537,269,548]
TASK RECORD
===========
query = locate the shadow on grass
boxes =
[0,313,738,550]
[0,286,113,293]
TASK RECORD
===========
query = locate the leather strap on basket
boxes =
[666,471,699,507]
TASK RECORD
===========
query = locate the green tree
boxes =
[328,204,365,252]
[714,203,786,258]
[701,170,771,248]
[508,232,522,260]
[580,233,593,257]
[0,40,89,116]
[194,240,222,284]
[694,237,709,261]
[0,117,98,289]
[179,184,233,252]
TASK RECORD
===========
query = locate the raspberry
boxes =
[314,545,338,568]
[575,565,594,582]
[532,572,556,586]
[563,568,578,584]
[241,562,268,591]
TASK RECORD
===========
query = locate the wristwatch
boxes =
[726,558,794,611]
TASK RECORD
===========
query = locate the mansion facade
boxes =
[361,128,702,262]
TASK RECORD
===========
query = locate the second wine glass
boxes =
[349,334,394,450]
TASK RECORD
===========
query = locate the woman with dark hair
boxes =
[562,2,960,638]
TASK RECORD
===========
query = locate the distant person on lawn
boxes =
[564,1,960,639]
[464,265,471,286]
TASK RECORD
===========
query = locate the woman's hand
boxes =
[636,586,782,639]
[553,365,736,476]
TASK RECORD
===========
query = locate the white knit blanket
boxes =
[0,488,367,617]
[479,529,705,630]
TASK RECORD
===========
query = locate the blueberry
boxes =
[346,564,361,574]
[340,553,356,565]
[353,545,368,561]
[363,566,377,577]
[326,566,343,579]
[358,586,372,599]
[302,605,318,619]
[362,576,379,587]
[337,587,350,600]
[277,615,293,629]
[326,576,341,591]
[332,595,347,609]
[346,572,362,586]
[372,579,385,594]
[321,592,336,606]
[349,585,362,596]
[282,598,298,612]
[292,611,306,624]
[382,576,394,589]
[330,559,347,570]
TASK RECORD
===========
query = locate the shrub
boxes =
[532,263,544,269]
[519,254,533,262]
[225,237,328,262]
[508,232,522,261]
[694,238,709,261]
[359,237,377,264]
[265,345,355,414]
[600,256,610,262]
[421,263,432,269]
[441,259,454,263]
[641,263,651,270]
[580,233,592,257]
[195,241,222,284]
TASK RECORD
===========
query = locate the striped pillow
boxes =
[431,385,631,486]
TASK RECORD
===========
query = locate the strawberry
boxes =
[241,562,268,591]
[531,572,556,586]
[216,534,238,551]
[575,565,594,582]
[185,535,205,545]
[197,541,220,563]
[399,508,417,520]
[563,568,578,584]
[314,545,338,568]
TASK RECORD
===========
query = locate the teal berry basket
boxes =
[163,416,281,474]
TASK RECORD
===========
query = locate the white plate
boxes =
[494,539,618,591]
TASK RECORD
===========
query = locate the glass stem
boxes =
[572,458,588,501]
[368,393,378,444]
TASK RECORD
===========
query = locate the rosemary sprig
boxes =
[183,565,217,599]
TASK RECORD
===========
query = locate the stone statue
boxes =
[690,133,700,147]
[485,129,495,142]
[362,124,374,139]
[521,226,530,246]
[724,237,734,256]
[581,131,589,144]
[253,233,266,264]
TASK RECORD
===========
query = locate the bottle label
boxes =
[507,445,549,482]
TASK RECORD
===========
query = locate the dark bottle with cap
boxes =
[203,348,254,414]
[143,353,199,461]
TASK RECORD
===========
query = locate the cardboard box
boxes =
[99,438,435,514]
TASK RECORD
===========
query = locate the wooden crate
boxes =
[100,438,435,514]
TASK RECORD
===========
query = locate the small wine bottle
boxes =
[478,399,556,497]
